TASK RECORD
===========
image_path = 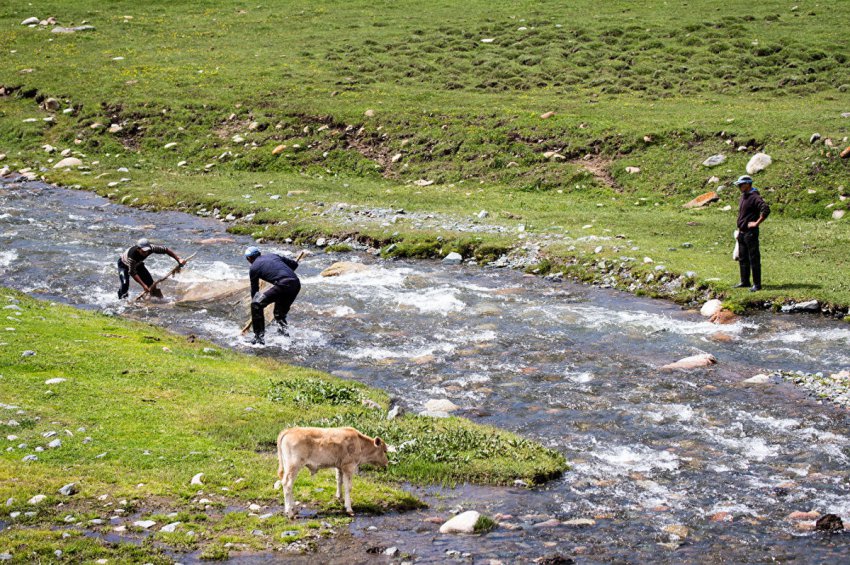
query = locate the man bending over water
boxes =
[244,246,301,345]
[117,238,184,299]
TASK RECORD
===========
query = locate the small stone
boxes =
[702,154,726,167]
[625,166,641,174]
[661,353,717,371]
[48,439,62,448]
[59,483,77,496]
[385,547,399,556]
[163,142,178,149]
[190,473,204,486]
[810,133,821,144]
[683,191,719,209]
[543,151,565,160]
[442,252,463,265]
[663,524,689,539]
[477,210,489,219]
[391,153,402,163]
[787,510,819,521]
[439,510,480,534]
[387,406,401,421]
[22,17,39,25]
[562,518,596,526]
[22,455,37,462]
[424,399,459,413]
[364,109,375,117]
[539,111,555,119]
[746,152,772,175]
[832,210,845,220]
[249,503,261,512]
[133,520,157,529]
[743,374,770,384]
[28,494,46,504]
[160,521,181,533]
[44,378,66,385]
[700,299,723,317]
[533,519,562,528]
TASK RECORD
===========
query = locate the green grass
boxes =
[0,289,565,561]
[0,0,849,311]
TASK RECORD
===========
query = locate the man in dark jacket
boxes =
[734,175,770,291]
[244,246,301,345]
[118,238,184,299]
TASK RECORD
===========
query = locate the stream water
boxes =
[2,180,849,563]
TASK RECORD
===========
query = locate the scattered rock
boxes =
[21,17,40,25]
[51,25,95,34]
[477,210,489,219]
[702,154,726,167]
[543,151,565,160]
[28,494,46,504]
[781,300,820,313]
[533,519,562,528]
[562,518,596,526]
[21,351,36,357]
[683,191,719,209]
[787,510,819,521]
[163,142,178,149]
[424,399,459,413]
[815,514,843,532]
[743,374,770,385]
[133,520,157,529]
[841,146,850,159]
[661,353,717,371]
[709,511,733,522]
[391,153,402,163]
[364,109,375,118]
[663,524,690,539]
[539,111,555,119]
[832,210,845,220]
[707,176,720,184]
[43,98,60,111]
[52,157,82,169]
[442,252,463,265]
[625,166,641,174]
[161,521,181,533]
[700,299,723,317]
[746,152,772,175]
[47,439,62,448]
[387,406,401,420]
[44,378,66,385]
[58,483,77,496]
[413,179,434,187]
[439,510,480,534]
[810,133,821,144]
[385,547,399,557]
[272,144,286,155]
[190,473,204,486]
[320,262,368,277]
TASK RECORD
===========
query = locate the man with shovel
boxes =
[244,246,302,345]
[117,238,185,299]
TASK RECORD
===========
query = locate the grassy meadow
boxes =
[0,1,849,310]
[0,289,565,561]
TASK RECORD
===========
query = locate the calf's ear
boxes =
[374,437,383,447]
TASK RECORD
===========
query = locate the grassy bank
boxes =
[0,289,565,562]
[0,0,849,312]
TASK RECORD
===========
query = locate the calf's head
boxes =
[366,436,389,468]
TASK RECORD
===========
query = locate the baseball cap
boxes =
[244,246,261,258]
[733,175,754,186]
[136,238,152,250]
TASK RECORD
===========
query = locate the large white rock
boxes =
[439,510,480,534]
[661,353,717,370]
[833,210,845,220]
[424,399,459,413]
[746,152,772,175]
[52,157,82,169]
[190,473,204,486]
[133,520,156,529]
[160,521,181,533]
[44,378,66,385]
[743,374,770,384]
[700,299,723,318]
[27,494,46,505]
[442,252,463,265]
[21,17,39,25]
[320,262,368,277]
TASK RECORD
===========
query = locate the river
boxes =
[1,179,849,563]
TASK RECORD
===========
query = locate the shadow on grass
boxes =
[767,283,823,290]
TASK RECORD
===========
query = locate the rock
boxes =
[683,191,719,209]
[43,98,60,111]
[364,109,375,118]
[108,124,123,134]
[746,152,772,175]
[424,399,459,413]
[702,154,726,167]
[52,157,82,169]
[58,483,77,496]
[480,38,495,43]
[832,210,845,220]
[163,142,178,149]
[439,510,480,534]
[272,144,286,155]
[21,17,39,25]
[477,210,489,219]
[391,153,402,163]
[51,25,95,34]
[841,146,850,159]
[787,510,819,521]
[707,176,720,184]
[562,518,596,526]
[815,514,843,531]
[21,351,36,357]
[413,179,434,187]
[661,353,717,370]
[625,166,641,174]
[133,520,156,529]
[533,519,561,528]
[663,524,690,539]
[44,378,66,385]
[442,252,463,265]
[743,374,770,384]
[539,111,555,119]
[810,133,821,144]
[320,262,368,277]
[700,299,723,317]
[47,439,62,448]
[385,547,399,556]
[387,406,401,420]
[315,237,327,247]
[161,521,181,533]
[710,511,733,522]
[22,455,38,462]
[28,494,46,504]
[710,309,738,325]
[781,300,820,313]
[543,151,565,160]
[190,473,204,486]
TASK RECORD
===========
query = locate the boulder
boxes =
[320,262,368,277]
[52,157,82,169]
[683,191,719,209]
[702,154,726,167]
[700,299,723,318]
[439,510,480,534]
[815,514,843,532]
[661,353,717,370]
[442,252,463,265]
[746,153,772,175]
[710,309,738,325]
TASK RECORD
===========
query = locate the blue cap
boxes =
[244,246,260,258]
[733,175,754,186]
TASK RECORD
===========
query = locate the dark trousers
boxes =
[117,259,157,299]
[251,281,300,336]
[737,230,762,287]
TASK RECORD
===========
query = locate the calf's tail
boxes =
[276,429,288,480]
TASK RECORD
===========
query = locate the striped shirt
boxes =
[120,245,168,275]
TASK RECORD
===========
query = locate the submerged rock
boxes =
[661,353,717,370]
[815,514,843,531]
[320,262,368,277]
[710,309,738,325]
[439,510,480,534]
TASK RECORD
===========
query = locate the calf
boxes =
[276,426,389,517]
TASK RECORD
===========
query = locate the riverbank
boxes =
[0,289,565,562]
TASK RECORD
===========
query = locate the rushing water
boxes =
[2,180,849,563]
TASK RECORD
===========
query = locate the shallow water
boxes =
[2,181,849,563]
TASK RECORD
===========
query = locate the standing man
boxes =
[118,238,184,299]
[245,246,301,345]
[734,175,770,292]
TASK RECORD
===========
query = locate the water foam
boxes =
[586,445,680,477]
[0,250,18,270]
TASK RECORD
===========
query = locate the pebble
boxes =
[625,166,641,174]
[21,350,36,357]
[58,483,77,496]
[28,494,46,504]
[161,521,181,533]
[743,374,770,385]
[190,472,204,486]
[22,455,37,462]
[562,518,596,526]
[47,439,62,448]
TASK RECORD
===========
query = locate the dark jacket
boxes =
[249,253,299,296]
[737,189,770,232]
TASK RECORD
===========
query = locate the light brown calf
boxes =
[276,426,389,517]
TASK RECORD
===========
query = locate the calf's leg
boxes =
[341,464,356,515]
[283,463,300,518]
[335,467,343,501]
